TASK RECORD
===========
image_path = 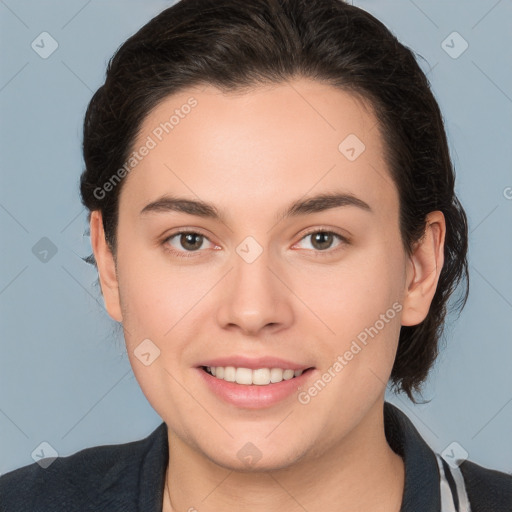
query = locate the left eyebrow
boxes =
[275,192,373,223]
[139,191,373,224]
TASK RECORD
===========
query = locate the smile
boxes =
[202,366,305,385]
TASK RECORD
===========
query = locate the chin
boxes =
[201,440,310,474]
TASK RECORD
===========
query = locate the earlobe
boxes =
[89,210,123,322]
[401,211,446,327]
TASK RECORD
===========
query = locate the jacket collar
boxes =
[384,402,441,511]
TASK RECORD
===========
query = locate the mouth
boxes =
[200,365,315,386]
[195,356,316,408]
[197,363,316,409]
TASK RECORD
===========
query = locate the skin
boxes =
[90,78,445,512]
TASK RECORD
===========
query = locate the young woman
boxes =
[1,1,510,511]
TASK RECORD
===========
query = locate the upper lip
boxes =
[198,356,313,371]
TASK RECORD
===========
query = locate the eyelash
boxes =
[162,228,350,259]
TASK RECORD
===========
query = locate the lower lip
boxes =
[196,367,315,409]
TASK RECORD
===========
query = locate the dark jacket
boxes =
[1,402,511,511]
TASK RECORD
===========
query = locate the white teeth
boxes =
[283,369,295,380]
[235,367,253,385]
[270,368,283,383]
[205,366,306,385]
[224,366,236,382]
[252,368,271,385]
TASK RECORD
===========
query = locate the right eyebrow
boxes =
[140,196,225,221]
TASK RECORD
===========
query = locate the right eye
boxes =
[163,231,218,258]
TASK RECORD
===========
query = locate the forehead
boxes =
[120,79,397,224]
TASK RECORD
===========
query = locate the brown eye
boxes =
[179,233,205,251]
[310,232,335,251]
[294,230,349,255]
[164,231,216,258]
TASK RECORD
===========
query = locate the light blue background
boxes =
[1,0,511,476]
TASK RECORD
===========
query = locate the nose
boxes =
[215,248,294,336]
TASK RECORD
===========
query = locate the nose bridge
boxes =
[215,240,293,334]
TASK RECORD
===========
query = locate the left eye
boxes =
[294,231,347,252]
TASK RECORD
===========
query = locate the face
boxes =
[91,78,443,471]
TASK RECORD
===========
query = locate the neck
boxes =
[162,400,404,512]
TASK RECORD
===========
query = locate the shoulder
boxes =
[460,459,512,511]
[383,402,512,511]
[0,422,168,512]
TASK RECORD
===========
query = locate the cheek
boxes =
[116,258,210,420]
[293,246,404,337]
[292,243,405,389]
[294,267,403,433]
[116,245,208,338]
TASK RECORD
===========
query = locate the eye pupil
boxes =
[311,232,333,250]
[181,233,203,250]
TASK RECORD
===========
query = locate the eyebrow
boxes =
[139,191,373,224]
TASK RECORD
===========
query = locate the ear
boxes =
[89,210,123,322]
[401,211,446,327]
